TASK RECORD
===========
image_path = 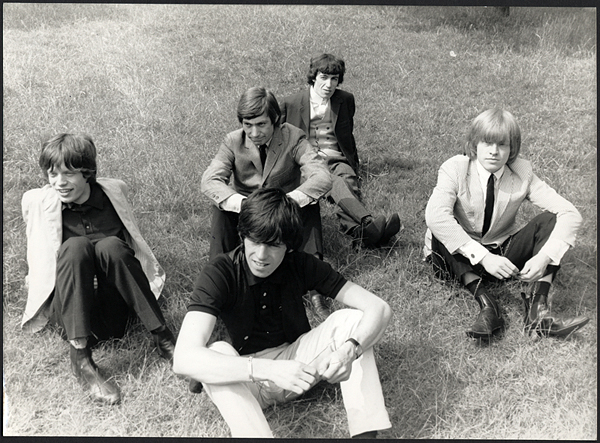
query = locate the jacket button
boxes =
[244,336,249,340]
[471,254,475,258]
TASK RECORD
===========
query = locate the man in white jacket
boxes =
[21,133,175,405]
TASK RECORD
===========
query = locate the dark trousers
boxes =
[431,212,560,284]
[208,203,324,260]
[50,236,165,342]
[325,155,370,235]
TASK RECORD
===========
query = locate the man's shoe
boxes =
[377,213,401,246]
[310,292,330,319]
[522,292,590,337]
[153,326,176,360]
[466,293,504,339]
[352,215,386,248]
[70,345,120,405]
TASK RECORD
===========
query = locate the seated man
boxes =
[424,108,589,339]
[281,53,401,250]
[201,86,332,262]
[173,188,393,438]
[21,133,176,405]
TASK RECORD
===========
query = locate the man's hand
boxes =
[480,253,519,280]
[518,252,551,282]
[313,341,356,384]
[255,359,319,395]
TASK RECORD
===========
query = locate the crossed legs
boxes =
[201,309,391,438]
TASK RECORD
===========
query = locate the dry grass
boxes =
[3,4,596,439]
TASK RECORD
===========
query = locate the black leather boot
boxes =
[522,292,590,337]
[351,215,386,248]
[70,345,120,405]
[152,326,176,360]
[466,293,504,339]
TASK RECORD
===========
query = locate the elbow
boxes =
[380,300,393,328]
[172,346,192,378]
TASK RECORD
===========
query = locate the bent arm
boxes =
[173,311,317,393]
[334,281,392,350]
[426,161,476,255]
[201,139,240,206]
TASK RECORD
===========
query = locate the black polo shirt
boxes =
[189,245,347,355]
[61,182,125,243]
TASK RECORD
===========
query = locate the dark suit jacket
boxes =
[201,122,332,206]
[280,88,359,173]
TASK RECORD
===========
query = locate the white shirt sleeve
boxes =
[286,189,314,208]
[457,239,490,265]
[538,238,570,265]
[219,193,246,213]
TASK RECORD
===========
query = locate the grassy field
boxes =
[3,4,596,439]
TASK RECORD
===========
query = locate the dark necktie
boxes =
[259,144,267,168]
[482,174,495,236]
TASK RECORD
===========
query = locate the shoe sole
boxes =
[540,317,591,337]
[466,324,504,339]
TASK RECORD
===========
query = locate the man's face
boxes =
[243,238,287,278]
[476,140,510,173]
[242,111,275,147]
[47,163,90,204]
[313,72,339,100]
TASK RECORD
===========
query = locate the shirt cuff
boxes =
[457,240,490,265]
[538,239,570,265]
[287,190,313,208]
[219,193,246,213]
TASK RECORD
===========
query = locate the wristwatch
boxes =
[345,338,363,359]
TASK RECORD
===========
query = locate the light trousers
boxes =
[201,309,392,438]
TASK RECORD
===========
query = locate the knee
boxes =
[208,341,239,356]
[535,212,557,225]
[328,309,364,334]
[58,237,94,261]
[94,237,132,261]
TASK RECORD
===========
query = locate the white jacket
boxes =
[21,178,165,333]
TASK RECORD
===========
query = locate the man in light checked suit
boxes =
[424,108,589,340]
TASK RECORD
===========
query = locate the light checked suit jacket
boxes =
[201,122,332,206]
[21,178,165,333]
[424,154,582,256]
[280,88,360,174]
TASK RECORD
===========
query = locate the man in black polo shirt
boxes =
[173,187,392,438]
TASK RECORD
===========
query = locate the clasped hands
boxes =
[480,251,551,282]
[265,343,356,396]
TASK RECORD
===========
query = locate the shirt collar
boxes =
[62,182,103,211]
[241,249,287,286]
[475,159,505,182]
[309,86,329,106]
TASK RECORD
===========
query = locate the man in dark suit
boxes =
[201,86,332,261]
[281,53,401,249]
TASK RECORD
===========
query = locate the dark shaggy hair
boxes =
[238,187,303,251]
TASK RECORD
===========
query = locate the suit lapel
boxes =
[244,134,264,174]
[261,126,283,184]
[467,160,485,231]
[41,187,63,251]
[330,92,341,127]
[493,167,513,228]
[300,91,310,132]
